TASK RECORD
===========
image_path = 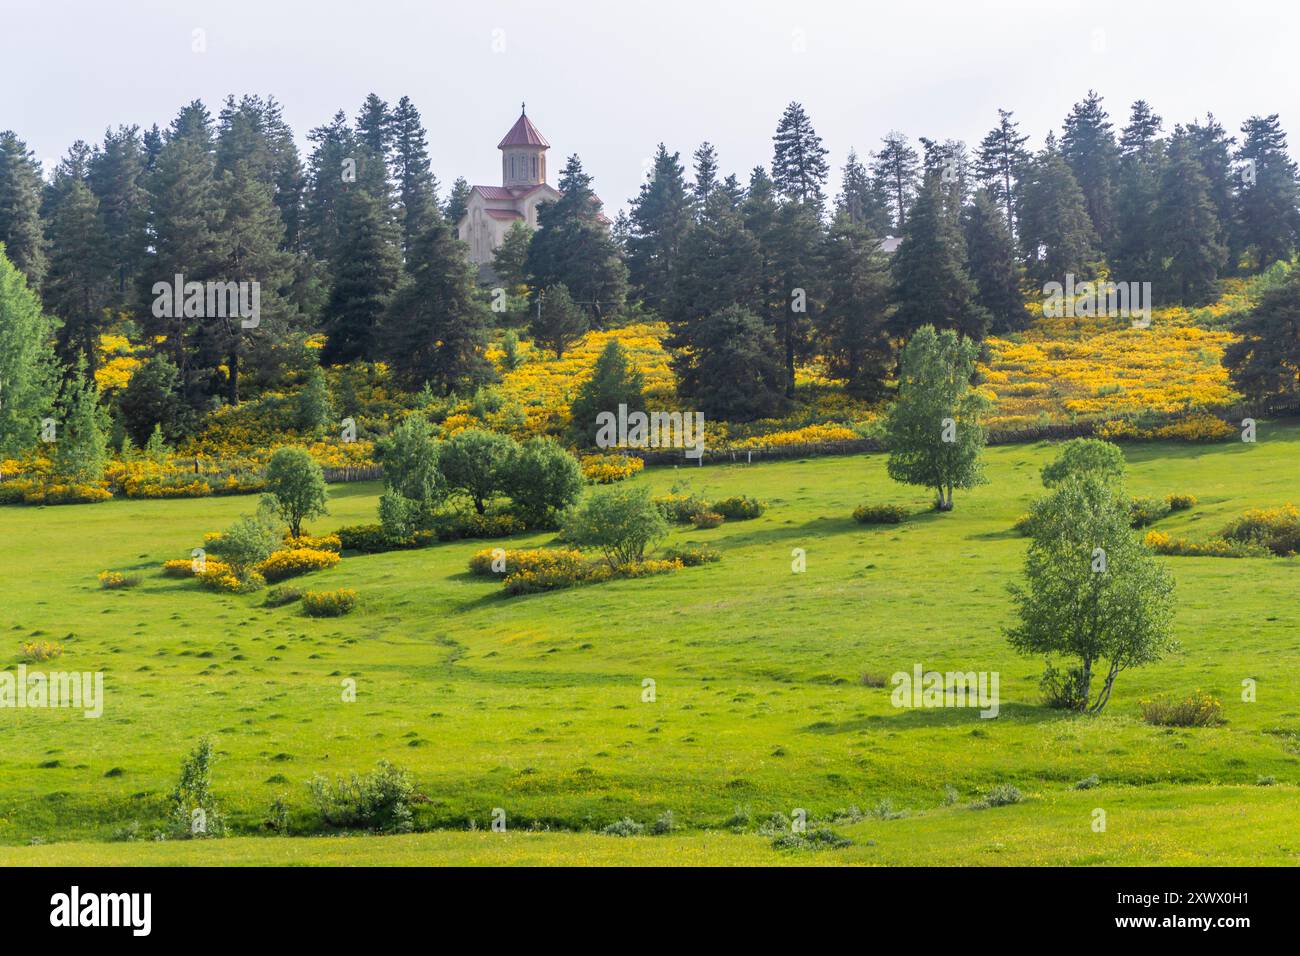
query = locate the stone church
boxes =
[457,105,600,268]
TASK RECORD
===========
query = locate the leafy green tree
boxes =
[884,325,988,511]
[1006,475,1176,713]
[379,218,492,392]
[525,155,628,321]
[626,144,693,309]
[0,131,47,289]
[891,176,989,340]
[564,484,668,568]
[52,359,108,485]
[438,427,516,515]
[568,340,646,446]
[1224,266,1300,401]
[262,446,328,537]
[530,283,587,359]
[0,243,58,454]
[295,365,333,434]
[1040,437,1127,488]
[505,436,584,527]
[210,511,280,583]
[817,211,893,397]
[962,189,1030,333]
[676,305,785,422]
[771,102,830,210]
[166,738,225,838]
[115,353,193,445]
[377,415,445,537]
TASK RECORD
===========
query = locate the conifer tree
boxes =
[320,179,401,364]
[692,142,718,207]
[1234,114,1300,269]
[444,176,472,226]
[771,102,830,210]
[626,144,693,309]
[0,131,48,290]
[870,131,920,232]
[1061,91,1120,252]
[568,340,646,446]
[391,96,441,258]
[1111,100,1166,281]
[52,358,108,485]
[974,109,1030,237]
[963,189,1030,333]
[1224,267,1300,402]
[44,157,113,371]
[1154,132,1227,305]
[1016,142,1099,287]
[87,126,149,308]
[817,211,893,396]
[836,149,891,234]
[529,282,587,359]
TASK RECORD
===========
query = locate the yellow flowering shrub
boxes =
[20,640,63,662]
[580,454,644,484]
[256,548,341,583]
[284,533,342,553]
[98,570,140,589]
[302,588,358,616]
[468,547,586,577]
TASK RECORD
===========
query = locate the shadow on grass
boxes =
[800,701,1059,733]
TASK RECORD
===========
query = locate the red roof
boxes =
[497,110,550,149]
[485,209,524,221]
[471,184,552,201]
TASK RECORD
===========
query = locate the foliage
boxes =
[262,446,328,538]
[580,453,643,484]
[564,484,668,568]
[257,547,340,583]
[568,340,646,446]
[438,427,516,515]
[1040,438,1126,488]
[1139,691,1225,727]
[302,588,358,617]
[503,436,583,527]
[309,760,415,833]
[1220,504,1300,556]
[208,511,280,583]
[376,416,444,538]
[97,570,140,589]
[712,496,766,520]
[853,503,910,524]
[166,738,225,838]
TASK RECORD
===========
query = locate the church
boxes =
[457,105,604,269]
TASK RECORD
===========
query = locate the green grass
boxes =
[2,426,1299,865]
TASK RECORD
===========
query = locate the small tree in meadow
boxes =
[568,339,645,447]
[52,359,108,485]
[1041,437,1126,489]
[263,446,328,538]
[377,415,446,538]
[884,325,988,511]
[295,365,334,435]
[166,737,225,838]
[1006,475,1176,713]
[505,436,584,527]
[530,283,587,359]
[564,484,668,568]
[438,427,517,515]
[210,511,280,583]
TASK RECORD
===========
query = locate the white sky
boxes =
[5,0,1297,214]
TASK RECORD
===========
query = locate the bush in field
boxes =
[377,416,445,539]
[302,588,358,617]
[208,512,280,585]
[309,760,416,833]
[262,447,328,538]
[661,544,721,566]
[504,436,583,527]
[972,784,1023,809]
[166,738,225,838]
[655,492,711,524]
[1139,691,1225,727]
[771,828,853,851]
[263,586,304,608]
[439,428,516,515]
[601,817,645,837]
[1143,531,1267,558]
[691,510,723,529]
[1041,437,1126,489]
[712,495,766,520]
[1039,662,1090,710]
[853,503,909,524]
[468,547,585,578]
[1128,496,1172,528]
[1220,504,1300,556]
[1165,493,1197,511]
[257,548,340,583]
[564,484,668,568]
[98,570,141,589]
[1007,476,1176,713]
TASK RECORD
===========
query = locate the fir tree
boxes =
[52,358,108,485]
[870,131,920,232]
[692,142,718,207]
[44,158,113,372]
[1224,267,1300,402]
[391,96,441,258]
[771,102,830,209]
[817,211,893,396]
[1016,142,1099,288]
[0,131,48,289]
[87,126,149,308]
[321,180,401,364]
[444,176,472,226]
[836,149,891,234]
[676,305,785,422]
[568,339,646,446]
[974,109,1030,237]
[626,144,693,309]
[529,282,587,359]
[1111,100,1166,281]
[1154,131,1227,305]
[1234,114,1300,269]
[1061,91,1120,252]
[963,189,1030,334]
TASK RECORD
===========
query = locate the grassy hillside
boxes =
[2,426,1298,865]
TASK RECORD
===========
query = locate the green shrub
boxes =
[302,588,358,617]
[1128,496,1172,528]
[1165,493,1197,511]
[1139,691,1224,727]
[853,503,909,524]
[601,817,645,836]
[973,784,1022,809]
[654,492,710,524]
[1041,438,1127,488]
[712,495,766,520]
[1011,512,1035,536]
[98,570,141,589]
[433,509,524,541]
[661,544,722,566]
[504,436,584,527]
[771,827,853,851]
[439,428,517,515]
[1073,774,1100,790]
[263,586,303,608]
[166,738,225,838]
[1039,663,1089,711]
[691,510,724,529]
[208,512,280,584]
[336,524,403,553]
[564,484,668,568]
[1220,504,1300,556]
[650,810,676,834]
[309,760,416,833]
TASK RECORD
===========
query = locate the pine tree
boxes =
[320,180,401,364]
[492,221,533,294]
[1154,132,1226,305]
[304,111,356,261]
[836,149,891,234]
[444,177,472,226]
[87,126,149,308]
[530,282,587,359]
[1111,100,1166,281]
[1235,114,1300,269]
[817,211,893,396]
[768,198,824,395]
[0,131,48,289]
[44,157,113,371]
[626,144,693,309]
[391,96,441,258]
[568,340,646,446]
[1016,142,1099,288]
[870,131,920,233]
[378,218,492,393]
[891,175,989,340]
[524,155,628,321]
[676,305,785,422]
[0,243,58,454]
[1185,114,1238,268]
[355,94,393,163]
[692,142,718,207]
[771,102,830,210]
[963,189,1030,334]
[668,192,763,342]
[974,109,1030,237]
[52,358,108,485]
[1224,267,1300,401]
[1061,91,1120,252]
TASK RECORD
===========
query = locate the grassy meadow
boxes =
[2,426,1298,865]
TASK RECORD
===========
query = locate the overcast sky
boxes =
[4,0,1297,213]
